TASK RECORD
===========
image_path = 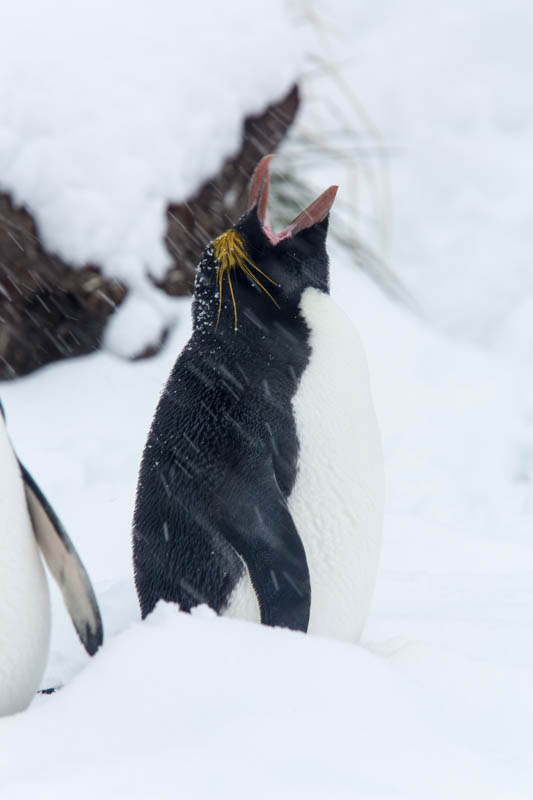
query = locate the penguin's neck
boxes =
[194,306,310,371]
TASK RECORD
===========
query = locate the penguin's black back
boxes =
[133,291,312,625]
[133,202,331,630]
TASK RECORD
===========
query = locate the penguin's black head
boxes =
[193,155,337,335]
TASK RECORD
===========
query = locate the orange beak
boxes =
[248,154,338,244]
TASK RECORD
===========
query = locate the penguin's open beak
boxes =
[247,154,338,245]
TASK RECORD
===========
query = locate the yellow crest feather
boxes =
[212,229,279,331]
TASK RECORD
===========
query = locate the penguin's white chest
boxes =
[288,288,384,641]
[0,422,50,715]
[226,288,384,642]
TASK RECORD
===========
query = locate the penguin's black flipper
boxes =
[221,464,311,633]
[19,461,104,656]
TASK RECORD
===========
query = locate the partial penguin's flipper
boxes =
[222,464,311,632]
[19,461,103,656]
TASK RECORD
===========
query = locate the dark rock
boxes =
[0,84,299,379]
[0,195,127,379]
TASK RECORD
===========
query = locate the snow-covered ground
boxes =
[1,1,532,798]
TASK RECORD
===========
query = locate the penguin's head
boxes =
[193,155,337,334]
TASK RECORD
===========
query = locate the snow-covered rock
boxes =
[0,0,301,287]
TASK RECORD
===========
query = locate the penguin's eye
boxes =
[212,228,279,332]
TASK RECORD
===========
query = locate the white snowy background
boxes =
[1,1,532,797]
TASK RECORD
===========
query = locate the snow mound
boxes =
[0,1,300,286]
[1,603,529,799]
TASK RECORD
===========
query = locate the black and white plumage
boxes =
[0,399,103,715]
[133,156,384,640]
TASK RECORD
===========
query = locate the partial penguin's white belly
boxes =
[289,288,384,640]
[226,288,384,642]
[0,421,50,715]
